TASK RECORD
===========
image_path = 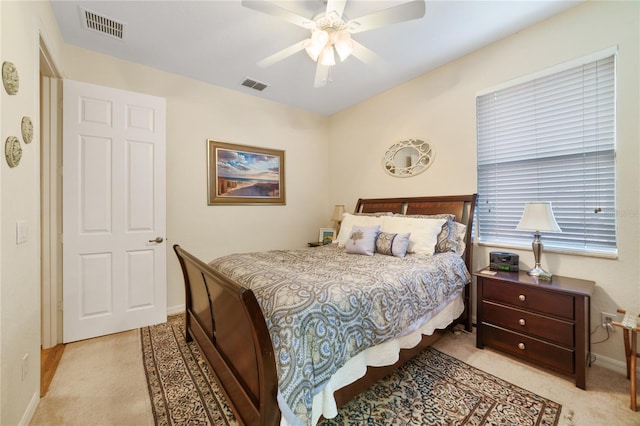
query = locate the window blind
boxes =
[476,54,616,255]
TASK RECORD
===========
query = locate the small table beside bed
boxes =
[173,194,477,426]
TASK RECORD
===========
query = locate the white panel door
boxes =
[63,79,166,343]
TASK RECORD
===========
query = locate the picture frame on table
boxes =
[319,228,336,244]
[208,140,285,205]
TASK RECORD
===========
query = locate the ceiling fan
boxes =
[241,0,426,88]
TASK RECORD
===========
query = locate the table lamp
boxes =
[516,201,561,279]
[331,204,345,234]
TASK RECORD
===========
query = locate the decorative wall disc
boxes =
[5,136,22,168]
[2,61,19,95]
[21,116,33,144]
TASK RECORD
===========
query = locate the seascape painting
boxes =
[208,140,285,205]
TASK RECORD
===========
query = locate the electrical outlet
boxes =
[601,312,618,330]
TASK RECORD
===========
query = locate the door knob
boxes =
[149,237,164,243]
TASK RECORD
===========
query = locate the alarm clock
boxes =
[489,251,519,272]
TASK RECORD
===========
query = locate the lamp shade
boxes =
[319,45,336,66]
[305,30,329,61]
[516,202,561,232]
[332,30,353,62]
[331,204,345,222]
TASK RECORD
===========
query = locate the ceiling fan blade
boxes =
[257,40,308,67]
[347,0,426,34]
[242,0,315,29]
[325,0,347,20]
[350,41,378,65]
[314,63,330,88]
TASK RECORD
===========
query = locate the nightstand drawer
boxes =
[483,301,574,347]
[483,324,574,375]
[483,280,574,320]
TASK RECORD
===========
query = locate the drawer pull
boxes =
[518,294,526,302]
[519,318,526,326]
[518,343,526,350]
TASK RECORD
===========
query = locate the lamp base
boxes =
[528,266,552,282]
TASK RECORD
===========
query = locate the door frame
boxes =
[40,36,63,349]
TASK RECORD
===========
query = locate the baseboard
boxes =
[592,351,631,376]
[19,390,40,426]
[168,304,186,316]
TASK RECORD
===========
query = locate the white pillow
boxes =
[380,216,447,255]
[337,213,383,247]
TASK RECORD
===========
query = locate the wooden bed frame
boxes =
[173,194,477,426]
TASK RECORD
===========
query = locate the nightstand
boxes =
[474,269,595,389]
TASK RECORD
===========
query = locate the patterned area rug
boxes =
[140,316,236,425]
[141,315,561,426]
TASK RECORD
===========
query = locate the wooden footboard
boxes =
[174,194,477,426]
[173,245,280,425]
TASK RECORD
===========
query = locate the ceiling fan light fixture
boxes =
[305,43,320,61]
[312,29,329,49]
[305,29,329,61]
[319,45,336,66]
[242,0,428,86]
[333,30,354,62]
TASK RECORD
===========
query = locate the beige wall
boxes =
[61,46,331,312]
[1,0,639,423]
[329,1,640,368]
[0,1,65,424]
[3,2,331,423]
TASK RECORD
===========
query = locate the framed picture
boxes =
[208,140,285,205]
[319,228,336,244]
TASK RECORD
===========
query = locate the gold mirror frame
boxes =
[382,138,435,178]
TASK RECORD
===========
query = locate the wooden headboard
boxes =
[354,194,477,270]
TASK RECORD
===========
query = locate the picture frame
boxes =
[208,140,285,205]
[319,228,336,244]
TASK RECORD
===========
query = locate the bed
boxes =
[173,194,477,426]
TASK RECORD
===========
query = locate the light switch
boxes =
[16,221,28,244]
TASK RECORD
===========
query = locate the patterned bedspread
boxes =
[209,244,471,426]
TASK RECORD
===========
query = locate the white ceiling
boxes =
[50,0,581,116]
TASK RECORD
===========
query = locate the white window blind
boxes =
[476,54,616,255]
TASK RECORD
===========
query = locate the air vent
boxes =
[81,8,125,40]
[241,78,268,91]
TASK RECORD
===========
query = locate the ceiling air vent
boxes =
[241,78,268,92]
[81,8,125,40]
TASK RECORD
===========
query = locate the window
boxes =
[476,53,616,255]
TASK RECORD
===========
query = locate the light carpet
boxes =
[141,315,561,425]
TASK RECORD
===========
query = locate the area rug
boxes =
[141,315,561,426]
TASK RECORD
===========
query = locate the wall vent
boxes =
[241,78,268,91]
[81,8,125,40]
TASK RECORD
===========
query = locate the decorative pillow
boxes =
[449,221,468,255]
[355,212,394,217]
[394,214,454,251]
[393,214,467,256]
[375,232,411,258]
[345,225,380,256]
[380,216,447,255]
[394,213,455,220]
[432,219,467,255]
[435,221,454,253]
[337,213,383,247]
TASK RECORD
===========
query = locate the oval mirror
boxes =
[382,138,434,177]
